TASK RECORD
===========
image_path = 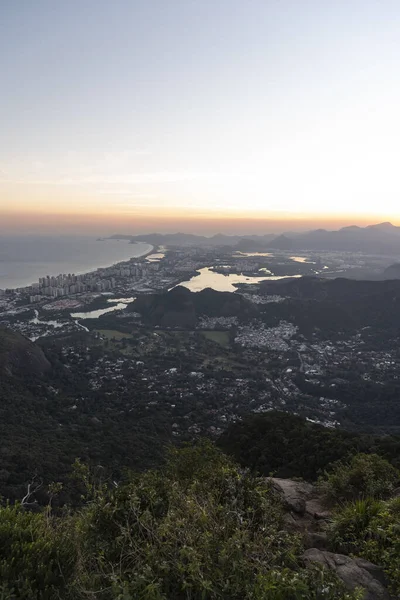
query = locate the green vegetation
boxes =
[329,496,400,594]
[200,330,230,347]
[0,443,362,600]
[218,412,400,481]
[317,453,400,504]
[0,505,76,599]
[96,329,134,340]
[319,455,400,594]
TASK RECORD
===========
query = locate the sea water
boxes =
[0,235,152,289]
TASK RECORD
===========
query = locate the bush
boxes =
[74,442,360,599]
[318,453,399,503]
[0,443,366,600]
[0,505,76,600]
[329,496,400,594]
[253,567,364,600]
[328,498,383,553]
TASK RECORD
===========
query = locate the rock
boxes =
[270,477,314,515]
[282,512,303,530]
[303,548,393,600]
[304,532,328,549]
[353,559,390,588]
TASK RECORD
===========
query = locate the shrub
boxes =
[0,505,76,600]
[253,567,364,600]
[74,442,360,599]
[0,443,367,599]
[318,453,399,503]
[328,498,383,553]
[329,496,400,594]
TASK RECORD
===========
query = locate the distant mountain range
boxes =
[109,222,400,254]
[110,223,400,254]
[266,222,400,254]
[108,232,277,248]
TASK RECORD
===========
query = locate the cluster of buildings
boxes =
[241,293,285,304]
[26,261,157,303]
[29,273,117,302]
[235,321,299,350]
[108,262,156,278]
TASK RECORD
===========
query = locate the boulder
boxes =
[353,558,390,588]
[303,548,393,600]
[269,477,314,515]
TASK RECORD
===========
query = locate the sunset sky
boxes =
[2,1,400,234]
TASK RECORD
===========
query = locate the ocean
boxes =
[0,235,152,290]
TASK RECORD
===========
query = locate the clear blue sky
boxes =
[1,1,400,232]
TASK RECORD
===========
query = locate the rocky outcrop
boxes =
[302,549,393,600]
[270,477,314,515]
[0,327,50,377]
[270,477,395,599]
[269,477,330,532]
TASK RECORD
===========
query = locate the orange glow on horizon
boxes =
[1,207,399,236]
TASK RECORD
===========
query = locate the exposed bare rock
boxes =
[303,549,393,600]
[353,558,391,588]
[304,532,328,549]
[269,477,314,515]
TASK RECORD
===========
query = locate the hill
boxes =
[266,221,400,254]
[109,232,277,248]
[383,263,400,279]
[129,285,257,327]
[110,222,400,254]
[0,327,50,376]
[257,276,400,331]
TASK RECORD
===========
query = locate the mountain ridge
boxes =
[109,222,400,253]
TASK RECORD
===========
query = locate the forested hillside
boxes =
[218,412,400,480]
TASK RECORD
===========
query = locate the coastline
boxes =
[0,240,154,291]
[71,243,154,277]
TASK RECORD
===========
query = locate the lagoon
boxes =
[179,267,301,293]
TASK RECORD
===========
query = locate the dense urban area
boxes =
[2,239,400,442]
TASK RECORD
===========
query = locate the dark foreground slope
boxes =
[1,441,399,600]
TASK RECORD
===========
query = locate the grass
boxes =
[200,330,230,347]
[96,329,133,341]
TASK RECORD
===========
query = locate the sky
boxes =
[1,0,400,234]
